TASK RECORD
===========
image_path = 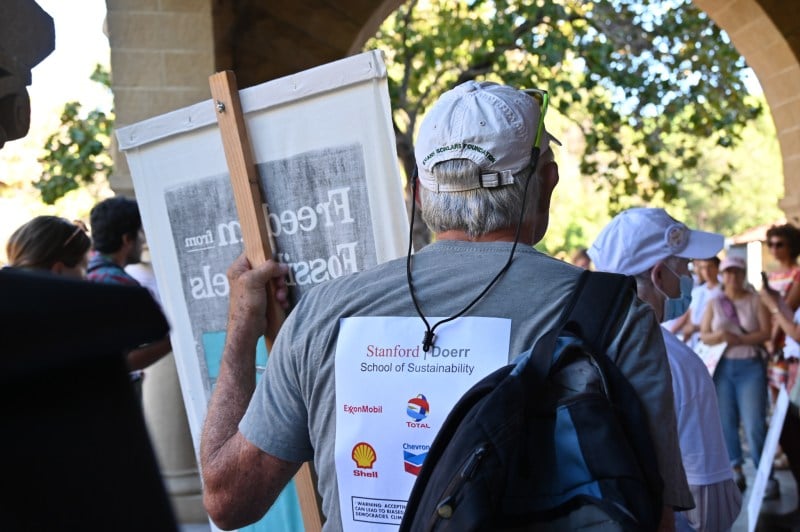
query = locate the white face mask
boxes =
[656,263,693,321]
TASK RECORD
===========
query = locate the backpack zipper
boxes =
[427,445,490,529]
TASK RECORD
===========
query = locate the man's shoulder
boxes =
[87,255,140,287]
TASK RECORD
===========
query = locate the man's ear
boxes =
[650,261,665,290]
[121,232,140,254]
[536,161,559,212]
[50,261,65,275]
[530,161,559,244]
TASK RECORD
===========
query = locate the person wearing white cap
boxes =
[589,207,742,531]
[201,82,693,531]
[700,255,777,499]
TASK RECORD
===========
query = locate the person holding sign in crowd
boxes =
[200,81,693,531]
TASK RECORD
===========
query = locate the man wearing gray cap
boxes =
[201,82,693,531]
[590,207,742,531]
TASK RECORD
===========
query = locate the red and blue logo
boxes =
[403,443,430,476]
[406,394,430,422]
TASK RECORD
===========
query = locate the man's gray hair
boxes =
[419,150,554,238]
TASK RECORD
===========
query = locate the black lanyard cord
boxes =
[405,148,540,352]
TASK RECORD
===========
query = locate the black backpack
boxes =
[399,270,663,532]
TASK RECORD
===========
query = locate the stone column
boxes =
[106,0,215,196]
[105,0,215,523]
[143,353,207,522]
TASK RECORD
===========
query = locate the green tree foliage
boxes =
[35,64,114,204]
[535,94,782,258]
[366,0,761,246]
[666,102,783,237]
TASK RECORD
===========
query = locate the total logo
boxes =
[406,394,431,428]
[351,442,378,478]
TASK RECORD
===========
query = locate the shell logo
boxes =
[352,442,377,469]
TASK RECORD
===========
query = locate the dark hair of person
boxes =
[89,197,141,254]
[697,256,721,267]
[766,223,800,260]
[6,216,91,270]
[572,247,590,263]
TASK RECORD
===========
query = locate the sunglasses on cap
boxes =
[523,88,549,153]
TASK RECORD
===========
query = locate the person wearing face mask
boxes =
[590,207,741,531]
[700,255,776,499]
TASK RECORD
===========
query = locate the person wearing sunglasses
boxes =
[765,224,800,311]
[765,224,800,398]
[5,215,91,279]
[201,81,693,531]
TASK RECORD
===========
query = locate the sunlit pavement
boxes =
[733,462,800,532]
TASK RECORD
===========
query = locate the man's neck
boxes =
[435,227,530,244]
[96,249,128,268]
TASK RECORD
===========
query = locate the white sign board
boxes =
[117,50,409,531]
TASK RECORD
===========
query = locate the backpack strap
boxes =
[564,270,636,353]
[527,270,635,380]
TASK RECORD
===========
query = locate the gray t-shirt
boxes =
[241,240,693,529]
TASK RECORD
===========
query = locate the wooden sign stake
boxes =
[209,70,323,532]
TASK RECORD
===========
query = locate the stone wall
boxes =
[106,0,214,195]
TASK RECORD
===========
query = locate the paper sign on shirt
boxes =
[334,316,511,530]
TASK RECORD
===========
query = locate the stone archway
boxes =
[691,0,800,222]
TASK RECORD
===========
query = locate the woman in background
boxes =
[701,255,775,497]
[6,215,91,279]
[765,224,800,396]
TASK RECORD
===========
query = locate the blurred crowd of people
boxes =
[572,220,800,520]
[5,197,172,396]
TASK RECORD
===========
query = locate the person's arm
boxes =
[762,287,800,341]
[657,506,675,532]
[126,336,172,371]
[200,255,296,530]
[670,308,689,336]
[699,304,722,345]
[785,276,800,311]
[724,299,770,347]
[698,302,745,346]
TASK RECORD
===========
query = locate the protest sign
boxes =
[117,50,408,531]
